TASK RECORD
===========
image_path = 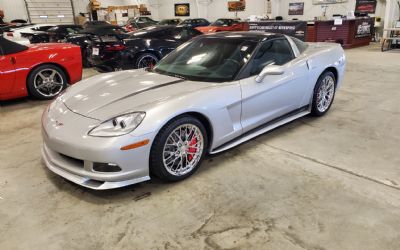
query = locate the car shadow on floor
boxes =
[43,114,319,204]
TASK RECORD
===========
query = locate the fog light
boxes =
[93,163,121,172]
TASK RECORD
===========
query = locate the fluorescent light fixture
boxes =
[39,15,48,19]
[57,15,65,18]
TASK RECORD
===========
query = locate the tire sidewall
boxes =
[150,116,208,182]
[311,71,336,116]
[27,64,67,100]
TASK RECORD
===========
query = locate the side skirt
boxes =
[210,105,310,154]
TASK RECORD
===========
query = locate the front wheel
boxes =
[150,116,208,182]
[311,71,336,116]
[27,64,67,100]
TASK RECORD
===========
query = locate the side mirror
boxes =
[255,65,284,83]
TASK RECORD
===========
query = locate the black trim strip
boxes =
[212,105,309,152]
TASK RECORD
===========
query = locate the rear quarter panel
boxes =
[11,44,82,99]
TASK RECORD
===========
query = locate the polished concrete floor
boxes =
[0,44,399,249]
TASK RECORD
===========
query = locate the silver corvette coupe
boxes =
[42,32,346,189]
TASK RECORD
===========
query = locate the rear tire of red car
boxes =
[135,53,159,69]
[27,64,68,100]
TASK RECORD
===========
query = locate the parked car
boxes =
[0,36,82,100]
[179,18,210,28]
[3,23,57,45]
[158,19,181,25]
[88,25,202,72]
[196,18,246,33]
[125,17,158,32]
[83,21,112,28]
[41,32,346,189]
[22,24,83,43]
[66,25,129,67]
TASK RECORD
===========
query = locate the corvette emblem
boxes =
[55,120,64,127]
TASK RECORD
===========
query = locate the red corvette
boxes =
[0,36,82,101]
[196,18,246,34]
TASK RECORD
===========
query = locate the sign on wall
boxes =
[355,0,377,14]
[175,3,190,16]
[355,18,374,38]
[288,2,304,15]
[228,0,246,12]
[248,21,307,41]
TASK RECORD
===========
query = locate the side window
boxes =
[250,38,294,75]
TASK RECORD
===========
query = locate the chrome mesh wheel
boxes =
[162,124,204,176]
[316,75,335,113]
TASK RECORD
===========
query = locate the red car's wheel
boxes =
[27,64,67,100]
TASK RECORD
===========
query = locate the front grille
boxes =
[58,153,84,168]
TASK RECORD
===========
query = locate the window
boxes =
[0,37,28,55]
[32,26,53,32]
[291,37,308,53]
[250,38,294,75]
[154,38,257,82]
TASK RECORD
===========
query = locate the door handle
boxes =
[10,57,16,65]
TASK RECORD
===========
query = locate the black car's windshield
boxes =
[154,37,257,82]
[211,19,232,26]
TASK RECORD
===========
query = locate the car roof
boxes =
[201,31,285,41]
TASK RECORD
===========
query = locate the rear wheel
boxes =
[27,64,67,100]
[150,116,208,182]
[135,53,159,69]
[311,71,336,116]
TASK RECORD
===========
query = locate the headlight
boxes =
[88,112,146,137]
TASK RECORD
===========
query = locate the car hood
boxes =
[62,69,210,121]
[196,26,219,32]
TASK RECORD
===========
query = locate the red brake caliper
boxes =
[187,137,197,162]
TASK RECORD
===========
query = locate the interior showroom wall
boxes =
[0,0,395,23]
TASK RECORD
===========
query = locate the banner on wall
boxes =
[288,2,304,15]
[355,0,377,14]
[228,0,246,12]
[248,21,307,41]
[175,3,190,16]
[355,18,374,38]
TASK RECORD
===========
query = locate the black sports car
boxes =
[26,24,83,43]
[66,25,129,67]
[179,18,210,28]
[158,19,182,25]
[88,25,202,72]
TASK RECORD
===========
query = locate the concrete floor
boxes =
[0,44,400,250]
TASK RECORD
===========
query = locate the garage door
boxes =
[25,0,75,24]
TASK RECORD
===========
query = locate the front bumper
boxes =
[41,103,155,190]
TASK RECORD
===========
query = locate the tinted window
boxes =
[0,37,28,55]
[154,38,257,82]
[250,38,294,75]
[291,36,308,53]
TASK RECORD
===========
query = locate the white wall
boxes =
[278,0,387,20]
[0,0,395,26]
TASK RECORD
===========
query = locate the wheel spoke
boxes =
[162,124,204,176]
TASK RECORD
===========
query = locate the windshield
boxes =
[154,37,257,82]
[211,19,231,26]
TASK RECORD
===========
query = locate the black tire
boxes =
[311,70,336,116]
[135,53,159,69]
[27,64,68,100]
[150,116,208,182]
